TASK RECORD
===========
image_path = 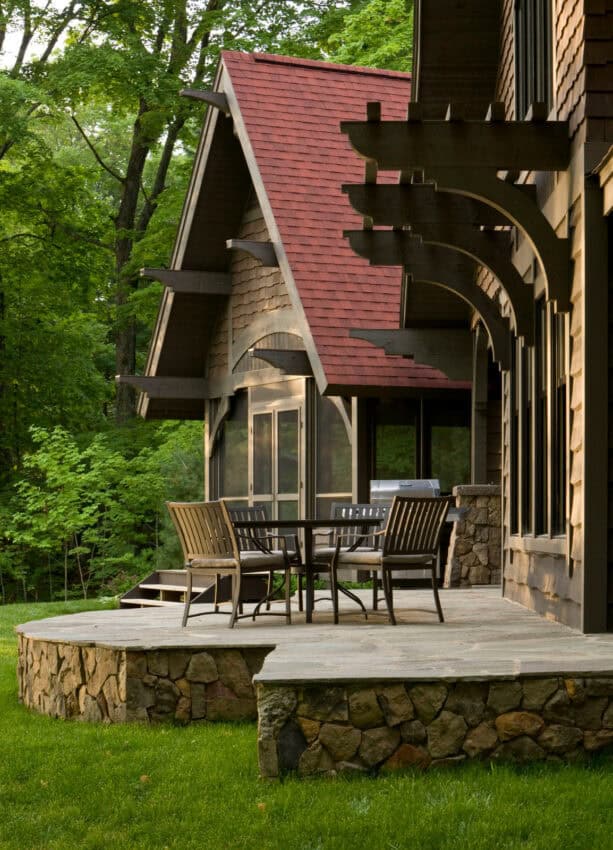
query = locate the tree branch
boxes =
[71,115,125,184]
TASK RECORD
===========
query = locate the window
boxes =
[515,0,553,119]
[220,393,248,499]
[535,299,548,534]
[552,312,567,533]
[521,344,533,533]
[315,396,352,518]
[510,341,520,534]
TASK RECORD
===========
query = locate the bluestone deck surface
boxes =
[17,588,613,684]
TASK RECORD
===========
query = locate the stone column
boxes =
[444,484,501,587]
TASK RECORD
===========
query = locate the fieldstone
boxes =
[191,683,206,720]
[297,717,320,743]
[544,689,574,725]
[80,693,103,723]
[168,651,191,680]
[377,685,414,726]
[409,684,447,723]
[150,678,180,721]
[468,565,491,585]
[186,652,218,684]
[445,683,487,727]
[522,678,558,710]
[319,724,361,762]
[538,725,583,753]
[147,651,169,678]
[574,698,608,730]
[348,689,385,729]
[126,653,147,678]
[400,719,427,744]
[495,712,544,742]
[473,544,489,566]
[175,678,191,698]
[603,703,613,729]
[488,545,501,567]
[257,685,298,737]
[215,650,254,699]
[359,727,401,767]
[463,722,498,757]
[564,678,586,703]
[583,729,613,751]
[335,760,369,774]
[585,679,613,697]
[492,736,546,762]
[278,721,307,772]
[427,711,467,758]
[298,742,336,777]
[126,677,155,712]
[174,696,191,724]
[87,648,116,696]
[258,737,279,778]
[381,743,430,772]
[206,680,256,721]
[488,681,522,714]
[103,676,124,723]
[298,687,348,722]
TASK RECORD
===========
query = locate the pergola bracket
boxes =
[226,239,279,267]
[141,268,231,296]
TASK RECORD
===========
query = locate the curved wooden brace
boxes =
[226,239,278,267]
[345,232,510,368]
[429,168,571,311]
[207,396,231,457]
[345,228,532,341]
[415,224,534,342]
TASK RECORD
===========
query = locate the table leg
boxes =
[304,527,314,624]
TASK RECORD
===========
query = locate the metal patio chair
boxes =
[166,500,291,629]
[329,496,453,625]
[227,504,305,611]
[312,502,391,619]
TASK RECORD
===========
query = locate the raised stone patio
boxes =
[16,588,613,775]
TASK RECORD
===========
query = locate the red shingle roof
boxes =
[223,52,468,392]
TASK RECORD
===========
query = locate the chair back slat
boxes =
[166,501,240,562]
[330,502,391,547]
[227,504,268,552]
[382,496,453,557]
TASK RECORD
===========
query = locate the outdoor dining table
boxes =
[233,517,382,623]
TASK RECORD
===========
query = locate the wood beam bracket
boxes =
[116,375,209,400]
[226,239,279,267]
[179,89,230,115]
[141,268,231,296]
[350,328,472,381]
[248,348,312,376]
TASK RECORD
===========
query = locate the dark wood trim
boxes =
[343,183,509,227]
[140,268,232,295]
[471,324,489,483]
[349,328,472,381]
[116,375,209,399]
[351,397,371,503]
[249,348,312,376]
[426,170,572,312]
[582,177,608,633]
[230,308,302,370]
[179,89,230,115]
[226,239,278,267]
[206,396,231,458]
[341,114,570,172]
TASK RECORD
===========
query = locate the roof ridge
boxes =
[222,50,411,81]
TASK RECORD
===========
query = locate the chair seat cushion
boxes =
[189,557,239,569]
[334,551,434,567]
[240,550,287,569]
[313,546,376,562]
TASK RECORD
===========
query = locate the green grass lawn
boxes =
[1,601,613,850]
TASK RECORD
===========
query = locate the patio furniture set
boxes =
[167,496,453,628]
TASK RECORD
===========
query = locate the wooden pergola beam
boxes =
[341,112,570,172]
[116,375,209,399]
[350,328,472,381]
[226,239,278,267]
[179,89,230,115]
[343,183,510,227]
[141,268,231,295]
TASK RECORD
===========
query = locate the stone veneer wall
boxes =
[17,635,269,724]
[257,677,613,778]
[444,485,501,587]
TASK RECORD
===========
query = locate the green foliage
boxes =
[328,0,413,70]
[3,422,203,601]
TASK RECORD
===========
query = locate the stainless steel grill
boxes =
[370,479,441,502]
